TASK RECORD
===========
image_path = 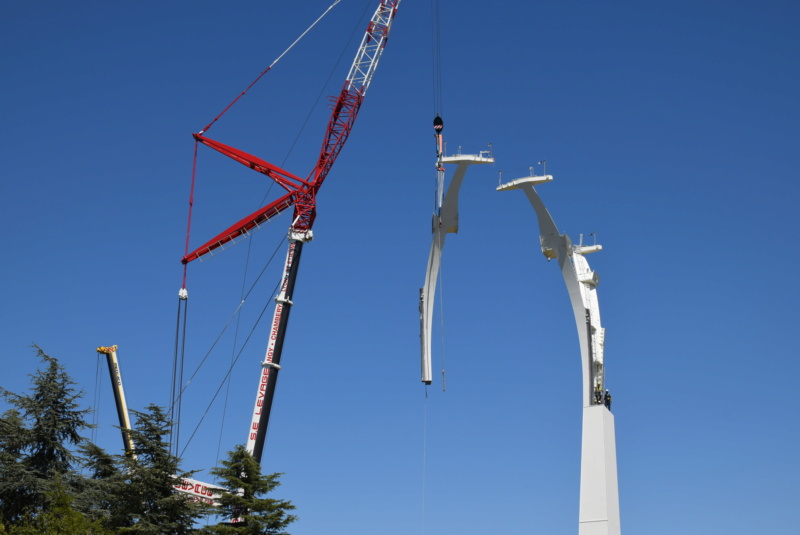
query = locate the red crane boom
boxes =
[182,0,401,466]
[183,0,399,264]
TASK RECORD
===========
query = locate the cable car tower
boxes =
[498,171,621,535]
[419,117,494,385]
[180,0,401,465]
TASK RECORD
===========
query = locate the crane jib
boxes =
[183,0,401,468]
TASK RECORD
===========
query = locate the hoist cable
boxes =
[170,297,189,456]
[420,389,429,535]
[215,232,257,469]
[91,356,102,444]
[177,298,189,455]
[180,274,282,458]
[430,0,444,116]
[181,140,199,291]
[198,0,343,135]
[174,139,197,456]
[170,297,185,455]
[169,234,287,418]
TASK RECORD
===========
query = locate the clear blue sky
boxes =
[2,1,798,534]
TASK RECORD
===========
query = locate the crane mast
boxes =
[246,1,400,465]
[181,0,401,466]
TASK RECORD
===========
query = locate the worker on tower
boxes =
[604,389,612,410]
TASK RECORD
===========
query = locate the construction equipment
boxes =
[181,0,402,465]
[95,345,224,505]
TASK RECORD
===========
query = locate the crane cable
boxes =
[180,261,286,459]
[169,234,287,437]
[431,0,444,118]
[431,0,446,392]
[422,1,445,533]
[91,355,103,445]
[172,1,343,457]
[209,2,375,468]
[198,0,342,136]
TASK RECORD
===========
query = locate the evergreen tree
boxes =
[0,408,35,527]
[73,441,123,526]
[4,477,111,535]
[2,346,90,477]
[106,404,208,534]
[204,445,296,535]
[0,346,91,526]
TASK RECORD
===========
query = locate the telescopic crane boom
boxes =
[182,0,401,465]
[94,345,224,505]
[96,345,135,457]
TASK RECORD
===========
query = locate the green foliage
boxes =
[2,345,90,478]
[1,347,296,535]
[0,346,90,525]
[73,441,123,525]
[0,408,35,526]
[204,445,296,535]
[107,404,210,534]
[4,477,111,535]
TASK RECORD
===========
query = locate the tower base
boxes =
[579,405,620,535]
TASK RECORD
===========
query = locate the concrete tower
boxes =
[498,174,621,535]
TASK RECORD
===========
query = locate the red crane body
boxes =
[183,1,398,265]
[182,0,401,465]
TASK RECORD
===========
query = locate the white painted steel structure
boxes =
[497,174,620,535]
[420,151,494,384]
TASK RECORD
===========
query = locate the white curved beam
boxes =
[497,175,604,407]
[499,175,619,535]
[420,154,493,384]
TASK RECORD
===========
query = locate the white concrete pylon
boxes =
[420,153,494,385]
[498,174,620,535]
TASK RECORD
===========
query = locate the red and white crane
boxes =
[181,0,401,465]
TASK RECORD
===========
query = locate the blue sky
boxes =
[2,1,798,533]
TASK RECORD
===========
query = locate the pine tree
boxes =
[0,346,91,526]
[2,346,90,477]
[4,477,111,535]
[73,441,123,526]
[203,445,296,535]
[0,408,35,527]
[106,404,209,534]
